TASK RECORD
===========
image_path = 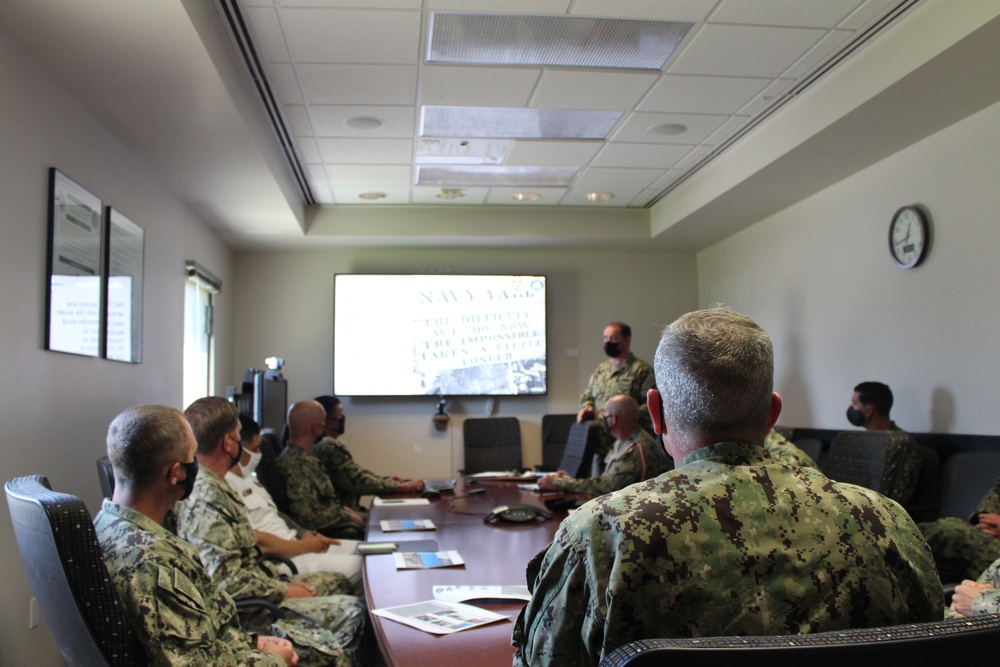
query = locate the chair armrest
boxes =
[318,523,365,540]
[263,552,298,575]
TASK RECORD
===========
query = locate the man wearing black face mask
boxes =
[312,395,423,514]
[174,396,368,666]
[577,322,655,470]
[94,405,300,665]
[846,381,922,507]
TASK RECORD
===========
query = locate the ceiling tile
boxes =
[638,74,772,114]
[531,70,659,110]
[711,0,865,28]
[419,66,541,107]
[564,166,663,205]
[592,142,694,169]
[840,0,898,29]
[284,105,312,137]
[422,107,622,140]
[701,115,752,147]
[612,112,730,144]
[318,138,413,164]
[327,164,413,185]
[504,141,603,167]
[309,106,415,138]
[669,24,826,78]
[280,9,421,64]
[569,0,719,22]
[428,0,573,14]
[267,64,304,104]
[783,29,854,79]
[738,78,795,116]
[297,137,322,164]
[297,64,418,105]
[247,8,290,63]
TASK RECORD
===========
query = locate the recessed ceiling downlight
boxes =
[345,116,385,130]
[512,193,542,201]
[585,192,615,202]
[649,123,687,136]
[358,191,387,200]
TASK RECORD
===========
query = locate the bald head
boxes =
[288,400,326,447]
[603,395,640,438]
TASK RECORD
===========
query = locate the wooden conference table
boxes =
[363,479,579,667]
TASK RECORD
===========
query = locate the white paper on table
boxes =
[432,584,531,603]
[372,600,508,635]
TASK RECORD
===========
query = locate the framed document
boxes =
[45,168,105,357]
[105,207,144,363]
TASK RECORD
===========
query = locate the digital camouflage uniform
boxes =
[579,353,656,464]
[314,436,399,512]
[762,429,819,470]
[551,427,672,497]
[512,441,943,667]
[173,467,364,666]
[920,476,1000,583]
[94,500,286,666]
[886,422,922,507]
[277,444,356,531]
[964,555,1000,615]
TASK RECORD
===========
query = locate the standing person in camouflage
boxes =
[846,381,923,506]
[762,428,819,470]
[174,397,366,667]
[279,400,366,535]
[920,476,1000,583]
[94,404,299,666]
[513,307,942,667]
[577,321,656,470]
[312,395,423,513]
[537,395,671,496]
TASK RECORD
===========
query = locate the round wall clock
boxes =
[889,205,928,269]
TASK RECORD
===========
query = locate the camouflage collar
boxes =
[676,441,767,469]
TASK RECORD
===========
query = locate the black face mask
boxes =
[846,406,866,427]
[337,415,345,435]
[604,341,621,358]
[178,459,199,500]
[227,441,242,470]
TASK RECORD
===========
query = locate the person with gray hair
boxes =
[95,405,299,665]
[513,307,942,667]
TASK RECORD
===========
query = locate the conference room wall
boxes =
[231,247,698,479]
[698,99,1000,437]
[0,33,235,666]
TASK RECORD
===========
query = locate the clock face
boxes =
[889,206,927,269]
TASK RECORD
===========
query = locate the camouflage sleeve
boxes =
[279,450,353,531]
[319,442,397,498]
[513,529,603,667]
[578,366,602,411]
[553,444,646,497]
[973,478,1000,519]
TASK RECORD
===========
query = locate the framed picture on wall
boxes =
[45,168,105,357]
[104,207,144,363]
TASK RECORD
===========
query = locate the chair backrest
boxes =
[905,443,941,520]
[937,450,1000,519]
[557,421,601,478]
[598,614,1000,667]
[791,438,824,466]
[96,457,115,499]
[462,417,522,474]
[820,430,911,495]
[540,414,577,472]
[255,431,290,514]
[4,475,144,666]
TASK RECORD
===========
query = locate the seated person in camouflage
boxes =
[762,428,819,470]
[846,381,922,506]
[577,321,656,469]
[920,476,1000,583]
[951,554,1000,617]
[228,413,363,590]
[278,400,365,534]
[174,397,366,666]
[312,395,423,513]
[94,404,299,666]
[537,395,671,496]
[513,307,942,667]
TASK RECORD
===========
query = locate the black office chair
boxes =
[556,421,601,478]
[599,615,1000,667]
[256,431,290,514]
[790,437,824,466]
[461,416,522,474]
[937,451,1000,519]
[820,430,913,496]
[539,413,577,472]
[905,443,941,521]
[5,475,145,666]
[96,456,116,499]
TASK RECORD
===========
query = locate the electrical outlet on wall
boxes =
[29,598,39,630]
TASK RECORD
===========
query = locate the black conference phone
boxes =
[483,503,553,523]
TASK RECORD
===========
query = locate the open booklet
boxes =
[432,584,531,604]
[372,600,508,635]
[393,550,465,570]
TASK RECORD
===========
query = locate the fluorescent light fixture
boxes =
[429,14,692,70]
[422,106,621,140]
[512,193,542,202]
[436,188,465,200]
[585,192,615,202]
[417,166,577,187]
[358,192,387,200]
[416,138,510,165]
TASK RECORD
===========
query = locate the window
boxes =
[183,261,222,409]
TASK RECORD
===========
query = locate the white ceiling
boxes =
[3,0,1000,250]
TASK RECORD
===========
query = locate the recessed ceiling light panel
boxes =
[417,166,577,187]
[422,107,621,140]
[429,14,692,70]
[345,116,385,130]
